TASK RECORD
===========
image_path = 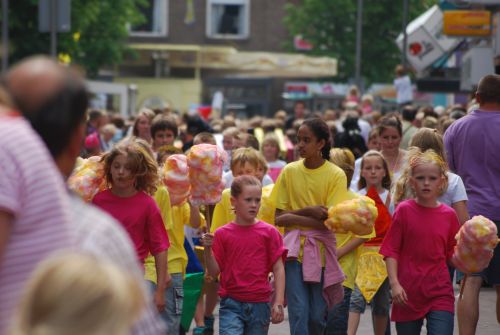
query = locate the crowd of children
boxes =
[16,87,500,335]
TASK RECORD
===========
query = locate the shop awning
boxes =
[129,43,337,78]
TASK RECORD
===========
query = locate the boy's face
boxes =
[153,129,175,149]
[233,162,259,178]
[223,135,234,151]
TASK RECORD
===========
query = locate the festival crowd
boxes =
[0,56,499,335]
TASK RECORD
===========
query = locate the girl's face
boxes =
[379,127,401,152]
[233,162,258,178]
[136,116,151,139]
[361,156,386,188]
[410,163,443,203]
[110,154,136,190]
[367,136,380,151]
[297,125,325,160]
[262,143,279,162]
[230,184,261,222]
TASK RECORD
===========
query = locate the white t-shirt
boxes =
[439,172,468,207]
[394,75,413,104]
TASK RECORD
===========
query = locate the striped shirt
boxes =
[0,114,72,334]
[70,194,166,334]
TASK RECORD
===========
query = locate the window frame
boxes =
[206,0,250,39]
[129,0,169,37]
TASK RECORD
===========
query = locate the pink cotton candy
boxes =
[187,144,227,206]
[452,215,499,273]
[162,154,190,206]
[68,156,106,202]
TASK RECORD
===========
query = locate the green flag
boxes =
[181,272,205,331]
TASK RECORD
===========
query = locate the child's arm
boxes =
[201,233,221,278]
[189,202,201,229]
[271,257,285,324]
[385,257,407,305]
[153,250,170,312]
[275,207,328,230]
[337,237,368,259]
[451,200,469,226]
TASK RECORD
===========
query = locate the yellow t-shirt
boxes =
[210,184,278,233]
[145,188,203,283]
[336,189,376,290]
[273,159,348,262]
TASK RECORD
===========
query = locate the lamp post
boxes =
[402,0,409,67]
[355,0,363,90]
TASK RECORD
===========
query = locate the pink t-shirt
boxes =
[92,190,169,263]
[0,115,72,334]
[380,199,460,322]
[212,221,286,303]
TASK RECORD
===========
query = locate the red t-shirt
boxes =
[93,190,170,263]
[380,199,459,322]
[212,221,287,303]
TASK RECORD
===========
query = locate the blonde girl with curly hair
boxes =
[380,148,460,335]
[92,140,170,313]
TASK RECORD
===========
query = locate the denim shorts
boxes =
[219,297,270,335]
[349,279,391,316]
[147,273,184,335]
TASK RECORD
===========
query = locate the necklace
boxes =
[385,149,402,174]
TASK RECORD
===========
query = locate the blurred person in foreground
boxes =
[3,55,166,334]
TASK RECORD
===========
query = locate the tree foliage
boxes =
[284,0,438,83]
[4,0,146,78]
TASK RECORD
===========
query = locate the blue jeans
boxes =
[147,273,184,335]
[219,297,270,335]
[325,286,352,335]
[395,310,454,335]
[285,260,327,335]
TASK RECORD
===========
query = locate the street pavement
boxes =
[200,286,499,334]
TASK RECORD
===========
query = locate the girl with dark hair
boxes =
[273,117,348,335]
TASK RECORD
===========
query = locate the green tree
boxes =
[5,0,146,78]
[284,0,438,83]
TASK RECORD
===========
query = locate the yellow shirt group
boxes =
[210,184,278,233]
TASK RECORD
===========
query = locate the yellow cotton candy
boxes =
[324,196,377,235]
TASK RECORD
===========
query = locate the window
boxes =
[130,0,168,37]
[206,0,250,39]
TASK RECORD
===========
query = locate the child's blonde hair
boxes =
[10,254,144,335]
[393,147,448,205]
[102,140,159,195]
[230,147,262,173]
[329,148,355,186]
[261,133,281,160]
[358,150,392,190]
[408,127,447,164]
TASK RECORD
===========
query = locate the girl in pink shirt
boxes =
[202,175,286,335]
[380,148,459,335]
[92,141,170,313]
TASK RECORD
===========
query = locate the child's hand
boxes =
[271,303,284,324]
[164,272,172,288]
[307,206,328,221]
[391,282,408,305]
[154,288,166,312]
[201,233,214,247]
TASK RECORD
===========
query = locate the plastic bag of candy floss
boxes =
[324,196,378,235]
[162,154,191,206]
[68,156,106,202]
